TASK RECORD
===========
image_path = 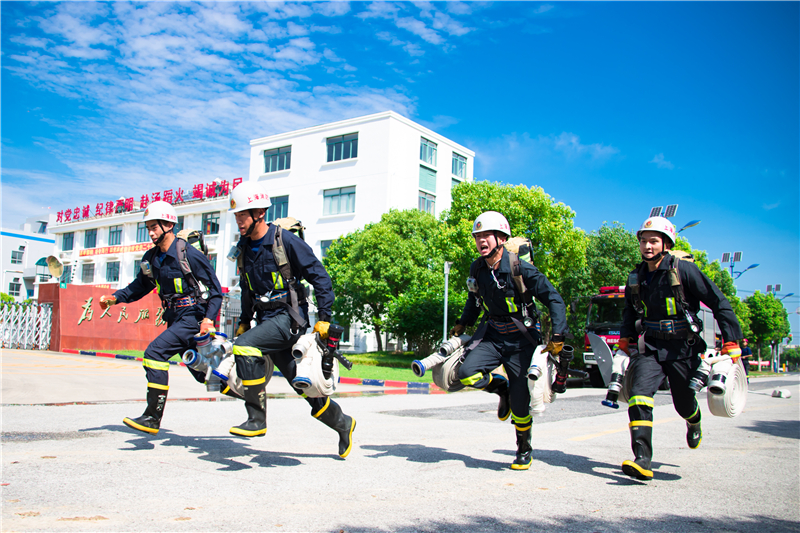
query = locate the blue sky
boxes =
[2,1,798,336]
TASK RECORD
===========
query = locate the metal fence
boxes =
[1,302,53,350]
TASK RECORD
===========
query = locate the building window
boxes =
[420,137,437,166]
[133,260,141,277]
[11,250,23,264]
[81,263,95,284]
[266,196,289,222]
[323,187,356,216]
[37,221,48,234]
[84,229,97,249]
[452,178,462,189]
[61,265,72,285]
[136,222,149,243]
[106,261,120,282]
[320,240,333,258]
[108,225,123,246]
[326,133,358,162]
[209,254,217,272]
[452,152,467,178]
[202,212,220,235]
[419,191,436,215]
[264,146,292,173]
[27,288,34,298]
[419,166,436,193]
[62,232,74,251]
[174,216,184,235]
[8,280,21,297]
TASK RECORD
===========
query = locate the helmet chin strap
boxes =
[487,231,506,262]
[154,221,169,247]
[243,209,260,238]
[643,250,669,263]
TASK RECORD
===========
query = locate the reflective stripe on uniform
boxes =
[313,397,331,418]
[684,405,700,421]
[271,272,284,290]
[460,372,484,386]
[155,280,161,294]
[232,345,262,357]
[242,377,266,386]
[147,382,169,390]
[143,359,170,371]
[506,297,517,313]
[511,412,532,426]
[666,297,677,316]
[629,395,654,408]
[174,278,184,294]
[246,273,254,291]
[629,420,653,428]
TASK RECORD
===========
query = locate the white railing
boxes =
[0,302,52,350]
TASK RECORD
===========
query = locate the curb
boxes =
[64,349,446,394]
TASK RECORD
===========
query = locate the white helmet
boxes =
[229,181,272,213]
[143,201,178,224]
[637,216,676,246]
[472,211,511,237]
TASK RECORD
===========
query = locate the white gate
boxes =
[0,302,53,350]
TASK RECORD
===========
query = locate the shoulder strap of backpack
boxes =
[175,238,206,304]
[507,251,528,301]
[272,225,306,331]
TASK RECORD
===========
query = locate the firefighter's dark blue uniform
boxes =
[114,238,222,389]
[457,248,568,436]
[619,253,742,479]
[231,223,354,457]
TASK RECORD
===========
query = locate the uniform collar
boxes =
[243,224,276,256]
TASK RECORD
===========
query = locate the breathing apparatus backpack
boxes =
[141,229,211,306]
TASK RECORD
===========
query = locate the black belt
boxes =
[644,319,690,340]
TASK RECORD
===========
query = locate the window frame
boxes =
[264,145,292,173]
[61,265,72,285]
[8,281,21,297]
[136,222,149,243]
[452,152,467,178]
[326,133,359,162]
[323,186,356,216]
[106,261,120,282]
[420,137,438,167]
[62,232,74,251]
[418,191,436,215]
[81,263,95,284]
[84,228,97,249]
[266,196,289,222]
[10,250,23,264]
[202,212,221,235]
[108,225,123,246]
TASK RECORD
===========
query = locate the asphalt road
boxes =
[2,349,799,533]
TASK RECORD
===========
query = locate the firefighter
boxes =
[228,181,356,458]
[99,201,224,435]
[451,211,568,470]
[618,216,742,481]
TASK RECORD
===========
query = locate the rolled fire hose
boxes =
[431,348,466,392]
[529,345,557,415]
[291,333,338,397]
[705,355,748,418]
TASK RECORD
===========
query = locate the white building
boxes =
[46,111,475,351]
[2,217,56,302]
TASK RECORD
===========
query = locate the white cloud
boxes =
[552,132,619,160]
[763,202,780,210]
[650,153,675,169]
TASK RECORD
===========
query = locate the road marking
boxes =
[569,417,680,441]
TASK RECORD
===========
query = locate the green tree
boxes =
[561,222,640,341]
[1,293,15,303]
[781,347,800,370]
[443,181,587,340]
[323,209,442,352]
[745,291,791,362]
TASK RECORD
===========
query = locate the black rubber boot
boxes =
[622,423,653,481]
[229,380,266,437]
[221,382,244,400]
[315,399,356,458]
[123,385,167,435]
[686,410,702,449]
[484,374,511,421]
[511,427,533,470]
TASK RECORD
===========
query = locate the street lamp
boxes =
[733,263,759,280]
[767,284,782,295]
[722,252,746,278]
[780,293,794,301]
[678,220,701,233]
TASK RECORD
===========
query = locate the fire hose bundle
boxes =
[182,332,256,396]
[411,334,470,392]
[291,324,353,397]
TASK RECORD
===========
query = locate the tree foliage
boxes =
[744,291,791,357]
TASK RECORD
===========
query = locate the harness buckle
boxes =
[659,319,676,333]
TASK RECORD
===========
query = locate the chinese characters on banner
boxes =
[56,178,243,224]
[77,298,164,328]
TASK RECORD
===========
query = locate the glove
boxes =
[450,323,466,338]
[199,318,215,336]
[236,322,250,336]
[721,341,742,361]
[313,321,330,340]
[545,340,564,356]
[617,337,632,356]
[99,295,117,310]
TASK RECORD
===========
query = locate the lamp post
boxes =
[722,252,745,278]
[766,284,782,295]
[443,261,452,342]
[779,292,794,301]
[678,220,701,233]
[733,263,759,280]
